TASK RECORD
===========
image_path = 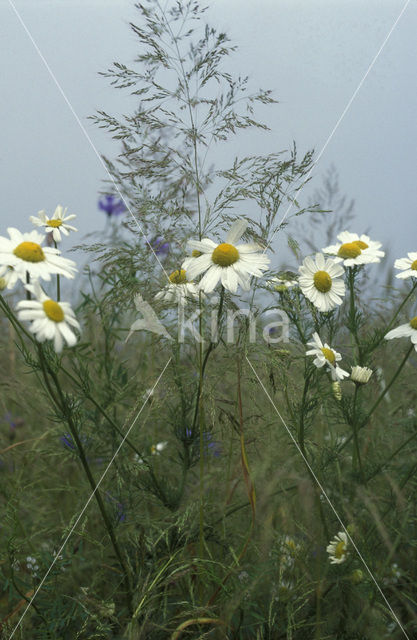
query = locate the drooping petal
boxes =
[226,219,248,245]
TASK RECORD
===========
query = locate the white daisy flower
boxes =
[0,228,77,288]
[298,253,345,312]
[16,282,80,353]
[385,316,417,352]
[323,231,384,266]
[155,269,200,305]
[151,441,168,455]
[30,205,77,243]
[327,531,349,564]
[351,365,373,384]
[268,275,298,292]
[306,332,349,381]
[181,249,205,272]
[184,219,270,294]
[394,252,417,280]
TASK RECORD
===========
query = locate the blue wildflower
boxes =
[60,433,76,451]
[105,492,126,523]
[3,412,24,431]
[205,432,222,458]
[98,194,127,218]
[60,433,90,453]
[146,235,170,257]
[184,428,221,457]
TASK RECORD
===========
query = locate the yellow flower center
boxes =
[47,219,62,228]
[321,347,335,364]
[410,316,417,330]
[353,240,368,250]
[13,242,45,263]
[43,299,64,322]
[411,259,417,271]
[337,242,361,260]
[169,269,187,284]
[285,538,297,552]
[211,243,239,267]
[335,540,347,559]
[313,270,332,293]
[150,445,157,455]
[0,277,6,291]
[192,250,202,258]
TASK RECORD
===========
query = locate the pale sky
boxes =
[1,0,416,274]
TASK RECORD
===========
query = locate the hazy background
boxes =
[1,0,416,275]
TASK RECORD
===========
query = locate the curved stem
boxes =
[37,346,133,616]
[359,344,413,429]
[331,344,414,461]
[191,287,225,434]
[348,267,361,364]
[351,384,365,483]
[367,282,417,356]
[299,366,329,539]
[366,430,417,482]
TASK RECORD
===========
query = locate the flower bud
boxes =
[351,366,373,385]
[332,381,342,400]
[350,569,364,584]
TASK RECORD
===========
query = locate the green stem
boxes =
[384,282,417,333]
[191,287,225,434]
[60,364,172,509]
[163,2,207,570]
[351,384,365,483]
[286,307,307,344]
[53,240,61,301]
[299,366,329,539]
[46,352,173,509]
[359,344,413,429]
[328,345,414,463]
[366,282,417,356]
[37,346,133,616]
[0,294,36,347]
[26,271,31,300]
[366,430,417,482]
[348,267,361,364]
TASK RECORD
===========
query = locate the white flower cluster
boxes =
[0,206,80,353]
[153,219,270,304]
[26,555,40,577]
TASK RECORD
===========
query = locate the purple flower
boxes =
[184,429,221,457]
[105,492,126,523]
[3,412,24,431]
[60,433,77,451]
[98,195,127,218]
[146,235,170,257]
[60,433,90,452]
[205,432,222,457]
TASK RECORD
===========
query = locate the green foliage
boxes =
[1,1,417,639]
